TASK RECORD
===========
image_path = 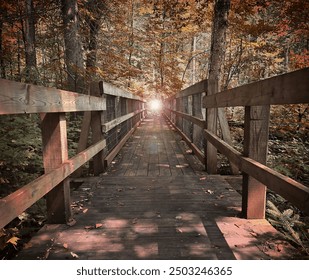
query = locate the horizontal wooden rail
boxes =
[102,108,145,132]
[204,129,309,214]
[175,79,207,99]
[104,119,142,167]
[203,67,309,108]
[165,108,205,128]
[102,81,145,101]
[164,113,205,163]
[0,79,106,115]
[0,139,106,229]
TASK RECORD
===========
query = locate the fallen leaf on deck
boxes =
[6,236,20,246]
[95,223,103,228]
[63,243,68,249]
[71,252,79,259]
[83,208,88,214]
[199,177,207,180]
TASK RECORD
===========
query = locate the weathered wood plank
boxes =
[90,82,105,175]
[165,108,205,128]
[175,79,207,99]
[242,105,270,219]
[0,79,106,114]
[102,109,145,132]
[41,113,71,223]
[0,139,106,229]
[204,129,309,214]
[203,68,309,108]
[102,81,145,101]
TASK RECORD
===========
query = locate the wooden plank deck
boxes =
[15,116,299,260]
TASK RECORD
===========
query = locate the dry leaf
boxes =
[6,236,20,246]
[199,176,207,180]
[70,252,79,259]
[63,243,68,249]
[95,223,103,229]
[83,208,88,214]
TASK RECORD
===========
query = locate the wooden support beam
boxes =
[203,68,309,108]
[175,79,207,99]
[41,113,71,224]
[0,79,106,115]
[0,138,106,229]
[204,129,309,215]
[102,109,145,132]
[242,105,270,219]
[90,82,105,175]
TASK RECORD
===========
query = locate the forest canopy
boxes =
[0,0,308,98]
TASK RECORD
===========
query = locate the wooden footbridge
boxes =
[0,68,308,259]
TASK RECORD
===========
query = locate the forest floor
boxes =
[0,118,308,259]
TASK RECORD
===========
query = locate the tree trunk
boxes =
[206,0,230,174]
[61,0,84,93]
[0,20,6,79]
[23,0,38,84]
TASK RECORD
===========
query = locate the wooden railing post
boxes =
[242,105,270,219]
[41,113,72,223]
[90,82,105,175]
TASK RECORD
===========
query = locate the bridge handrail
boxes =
[164,67,309,218]
[0,79,145,229]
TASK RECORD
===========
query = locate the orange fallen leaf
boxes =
[95,223,103,228]
[63,243,68,249]
[6,237,20,246]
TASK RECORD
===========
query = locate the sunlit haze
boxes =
[149,99,162,112]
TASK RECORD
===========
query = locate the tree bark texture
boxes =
[23,0,38,83]
[206,0,230,174]
[61,0,84,93]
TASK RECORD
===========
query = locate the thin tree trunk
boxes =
[206,0,231,174]
[61,0,84,93]
[23,0,38,84]
[0,20,6,78]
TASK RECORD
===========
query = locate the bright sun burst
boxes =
[149,99,162,112]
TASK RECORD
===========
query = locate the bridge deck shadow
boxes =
[16,116,298,260]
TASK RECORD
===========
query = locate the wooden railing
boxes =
[0,79,145,228]
[164,68,309,219]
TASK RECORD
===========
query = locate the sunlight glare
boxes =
[149,99,162,112]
